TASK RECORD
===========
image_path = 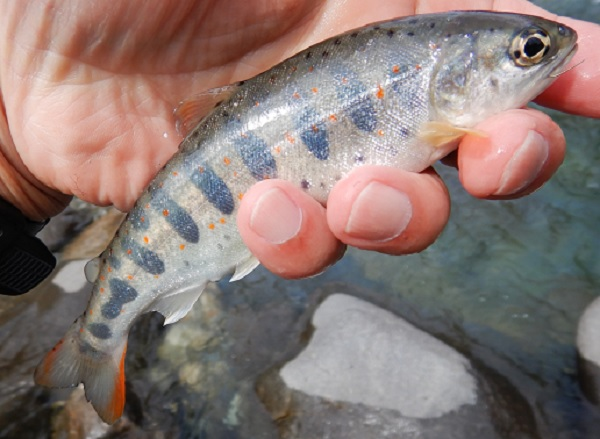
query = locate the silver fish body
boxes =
[35,11,577,423]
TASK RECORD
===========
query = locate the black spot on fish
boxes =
[429,23,435,29]
[88,323,112,340]
[298,108,329,160]
[237,80,245,86]
[129,208,149,231]
[121,237,165,275]
[387,30,395,37]
[408,19,418,24]
[222,110,230,118]
[373,26,381,31]
[334,38,342,45]
[407,32,415,37]
[355,153,365,163]
[108,254,121,270]
[305,51,312,59]
[322,50,330,58]
[152,194,200,243]
[490,78,499,88]
[234,133,278,180]
[400,127,410,137]
[101,279,138,320]
[300,179,310,189]
[348,97,377,132]
[489,28,495,32]
[191,165,235,215]
[335,70,377,132]
[350,32,359,38]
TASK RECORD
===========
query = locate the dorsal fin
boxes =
[174,85,238,136]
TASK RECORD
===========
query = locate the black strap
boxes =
[0,198,55,295]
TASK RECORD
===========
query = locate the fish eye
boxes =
[510,29,551,66]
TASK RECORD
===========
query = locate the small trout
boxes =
[35,11,577,423]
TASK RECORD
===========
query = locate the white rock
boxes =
[578,296,600,365]
[280,294,477,419]
[51,260,88,294]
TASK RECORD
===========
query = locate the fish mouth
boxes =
[550,43,579,78]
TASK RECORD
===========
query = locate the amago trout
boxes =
[35,11,577,423]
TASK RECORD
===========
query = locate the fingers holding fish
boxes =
[237,179,346,279]
[457,108,566,199]
[326,166,450,256]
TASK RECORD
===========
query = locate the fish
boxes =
[34,11,577,423]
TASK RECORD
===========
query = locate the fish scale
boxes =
[34,11,577,423]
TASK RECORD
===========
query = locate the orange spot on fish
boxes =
[140,216,145,223]
[312,124,319,132]
[154,275,160,279]
[255,101,260,107]
[158,182,163,188]
[342,77,349,84]
[273,145,281,154]
[415,64,422,70]
[179,244,185,250]
[100,275,105,281]
[240,132,248,139]
[308,66,314,72]
[127,275,133,280]
[285,133,296,144]
[392,65,400,73]
[219,217,226,224]
[429,42,438,50]
[329,114,338,122]
[80,328,84,333]
[377,129,385,136]
[292,92,301,99]
[100,288,105,293]
[223,157,231,165]
[238,193,244,200]
[198,166,205,173]
[126,249,132,255]
[376,85,385,99]
[143,236,149,244]
[89,309,93,315]
[311,87,318,93]
[145,204,150,209]
[163,209,169,216]
[233,171,238,177]
[172,171,178,176]
[107,266,112,272]
[208,223,215,230]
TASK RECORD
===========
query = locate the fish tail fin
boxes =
[34,323,128,424]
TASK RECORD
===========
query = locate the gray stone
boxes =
[577,296,600,404]
[280,294,476,419]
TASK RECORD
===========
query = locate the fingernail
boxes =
[250,188,302,244]
[496,130,549,195]
[345,182,412,242]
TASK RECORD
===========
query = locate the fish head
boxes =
[430,12,577,127]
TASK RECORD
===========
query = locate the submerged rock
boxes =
[259,294,539,439]
[577,296,600,405]
[280,294,476,418]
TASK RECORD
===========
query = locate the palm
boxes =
[1,0,330,211]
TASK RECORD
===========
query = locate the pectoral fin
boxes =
[419,121,487,148]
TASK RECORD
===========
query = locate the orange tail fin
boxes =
[34,323,128,424]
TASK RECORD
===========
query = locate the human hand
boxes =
[0,1,597,277]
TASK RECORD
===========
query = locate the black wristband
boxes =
[0,198,55,295]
